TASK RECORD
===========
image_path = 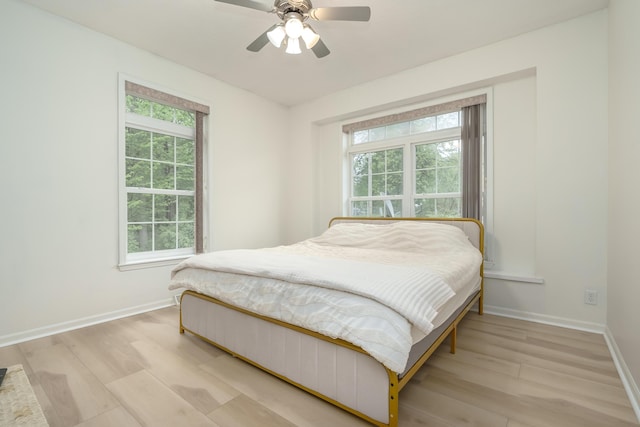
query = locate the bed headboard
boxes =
[328,217,484,254]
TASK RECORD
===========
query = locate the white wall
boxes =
[608,0,640,412]
[0,0,289,343]
[287,11,609,329]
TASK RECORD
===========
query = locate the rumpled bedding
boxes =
[169,221,482,372]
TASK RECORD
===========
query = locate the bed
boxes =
[169,217,484,426]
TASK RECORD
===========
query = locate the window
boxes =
[414,137,462,217]
[344,95,486,220]
[119,79,209,267]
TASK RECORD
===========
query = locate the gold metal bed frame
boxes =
[178,217,484,426]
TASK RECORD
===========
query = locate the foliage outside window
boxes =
[123,93,197,264]
[119,78,209,268]
[348,111,462,217]
[414,139,461,217]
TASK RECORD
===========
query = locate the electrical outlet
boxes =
[584,289,598,305]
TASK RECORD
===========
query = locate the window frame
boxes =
[118,75,209,270]
[342,89,495,265]
[350,144,406,216]
[412,131,464,217]
[347,117,463,217]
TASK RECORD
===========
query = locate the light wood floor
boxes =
[1,306,638,427]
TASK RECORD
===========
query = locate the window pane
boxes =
[154,195,176,221]
[151,102,175,122]
[389,200,402,217]
[415,199,435,217]
[415,197,461,217]
[127,193,152,222]
[416,169,436,194]
[415,140,461,195]
[371,199,401,217]
[416,144,436,169]
[128,224,152,253]
[437,140,460,167]
[436,112,460,130]
[349,111,461,142]
[371,151,385,174]
[369,126,386,141]
[372,174,385,195]
[386,122,410,138]
[387,172,403,195]
[126,128,151,159]
[152,162,175,189]
[154,223,176,250]
[352,153,369,175]
[411,117,436,134]
[153,133,174,162]
[372,200,386,217]
[178,222,195,248]
[436,197,461,217]
[178,196,195,221]
[176,165,194,191]
[438,166,460,193]
[126,159,151,188]
[353,175,369,197]
[176,110,195,127]
[351,200,369,216]
[126,95,151,117]
[353,130,369,144]
[387,148,403,172]
[176,138,194,164]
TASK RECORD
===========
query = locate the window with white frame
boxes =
[344,95,487,220]
[119,79,209,267]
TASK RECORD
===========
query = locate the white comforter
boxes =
[169,221,482,372]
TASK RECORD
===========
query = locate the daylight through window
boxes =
[119,80,209,266]
[344,95,486,220]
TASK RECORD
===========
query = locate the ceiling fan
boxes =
[215,0,371,58]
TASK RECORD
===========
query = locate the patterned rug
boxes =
[0,364,49,426]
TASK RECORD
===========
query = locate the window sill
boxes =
[118,256,189,272]
[483,270,545,284]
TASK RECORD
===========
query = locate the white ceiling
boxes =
[19,0,609,106]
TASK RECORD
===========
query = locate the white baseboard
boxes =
[484,305,639,423]
[483,304,606,333]
[0,297,177,348]
[604,327,640,423]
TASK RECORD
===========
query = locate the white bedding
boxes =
[169,221,482,373]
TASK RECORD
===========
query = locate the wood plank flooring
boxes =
[1,306,638,427]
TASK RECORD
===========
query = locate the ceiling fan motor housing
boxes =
[274,0,312,20]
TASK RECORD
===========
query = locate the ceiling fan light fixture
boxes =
[285,36,302,54]
[220,0,374,58]
[267,24,286,48]
[301,25,320,49]
[284,13,304,39]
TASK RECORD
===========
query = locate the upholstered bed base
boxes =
[181,290,393,424]
[180,288,481,426]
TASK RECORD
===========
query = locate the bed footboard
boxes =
[180,290,399,426]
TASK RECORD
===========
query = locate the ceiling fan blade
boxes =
[308,6,371,22]
[246,24,277,52]
[214,0,273,13]
[311,38,330,58]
